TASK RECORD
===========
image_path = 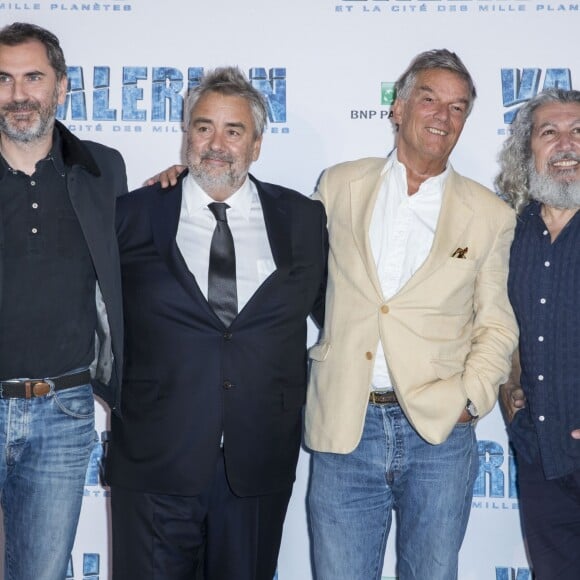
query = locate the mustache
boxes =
[2,101,41,113]
[201,152,234,164]
[549,151,580,164]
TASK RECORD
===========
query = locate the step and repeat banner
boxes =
[1,1,577,578]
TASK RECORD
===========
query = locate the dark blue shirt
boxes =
[508,201,580,479]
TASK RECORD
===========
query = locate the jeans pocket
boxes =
[53,384,95,419]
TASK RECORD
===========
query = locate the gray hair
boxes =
[183,66,267,138]
[0,22,67,81]
[395,49,477,116]
[495,88,580,214]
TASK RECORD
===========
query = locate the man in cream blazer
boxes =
[306,50,518,580]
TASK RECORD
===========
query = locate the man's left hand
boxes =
[144,165,186,188]
[457,408,473,423]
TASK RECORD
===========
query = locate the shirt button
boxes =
[540,298,546,304]
[223,380,233,390]
[30,180,36,186]
[32,202,39,209]
[543,230,548,236]
[538,375,544,381]
[544,261,550,267]
[31,227,38,234]
[380,305,389,314]
[538,336,544,342]
[538,416,545,422]
[365,352,373,360]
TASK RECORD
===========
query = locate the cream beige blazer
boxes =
[305,157,518,451]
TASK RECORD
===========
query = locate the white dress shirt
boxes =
[369,151,449,390]
[176,174,275,313]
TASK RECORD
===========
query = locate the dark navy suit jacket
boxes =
[106,172,327,497]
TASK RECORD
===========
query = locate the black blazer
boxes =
[107,172,327,497]
[0,121,127,411]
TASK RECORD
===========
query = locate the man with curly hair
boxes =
[497,88,580,580]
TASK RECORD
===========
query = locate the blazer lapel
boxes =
[150,177,212,309]
[224,176,293,324]
[151,182,181,261]
[254,176,292,274]
[149,174,294,325]
[399,168,474,295]
[350,169,385,300]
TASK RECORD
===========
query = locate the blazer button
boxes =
[223,380,233,389]
[380,305,389,314]
[365,352,373,360]
[223,331,232,340]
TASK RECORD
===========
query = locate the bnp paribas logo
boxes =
[381,82,396,106]
[350,81,395,120]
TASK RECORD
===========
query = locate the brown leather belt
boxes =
[0,370,91,399]
[369,390,399,405]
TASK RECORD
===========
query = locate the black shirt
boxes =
[508,201,580,479]
[0,132,97,379]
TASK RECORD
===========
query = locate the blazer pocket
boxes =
[309,341,331,362]
[443,257,478,271]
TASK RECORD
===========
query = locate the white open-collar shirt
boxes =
[369,151,449,390]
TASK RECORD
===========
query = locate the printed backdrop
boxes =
[1,1,577,578]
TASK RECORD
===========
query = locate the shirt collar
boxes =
[181,173,255,220]
[0,152,11,179]
[47,129,65,175]
[383,148,450,198]
[0,128,65,179]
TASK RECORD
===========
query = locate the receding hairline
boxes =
[188,91,261,137]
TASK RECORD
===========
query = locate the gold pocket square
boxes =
[451,247,469,259]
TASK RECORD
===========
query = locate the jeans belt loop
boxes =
[44,378,56,397]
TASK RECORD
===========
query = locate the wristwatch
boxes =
[466,399,479,419]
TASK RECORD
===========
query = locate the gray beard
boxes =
[186,144,247,197]
[189,165,237,194]
[528,160,580,210]
[0,95,58,144]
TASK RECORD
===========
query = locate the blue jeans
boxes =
[308,403,478,580]
[0,383,96,580]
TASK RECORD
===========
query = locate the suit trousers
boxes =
[516,455,580,580]
[111,450,292,580]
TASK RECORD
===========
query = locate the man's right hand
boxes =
[499,382,526,424]
[498,348,526,424]
[145,165,186,188]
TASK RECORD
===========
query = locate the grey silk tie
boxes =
[207,202,237,326]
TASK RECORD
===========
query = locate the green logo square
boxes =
[381,82,396,106]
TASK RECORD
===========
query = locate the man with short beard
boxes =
[497,88,580,580]
[106,66,327,580]
[0,22,127,579]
